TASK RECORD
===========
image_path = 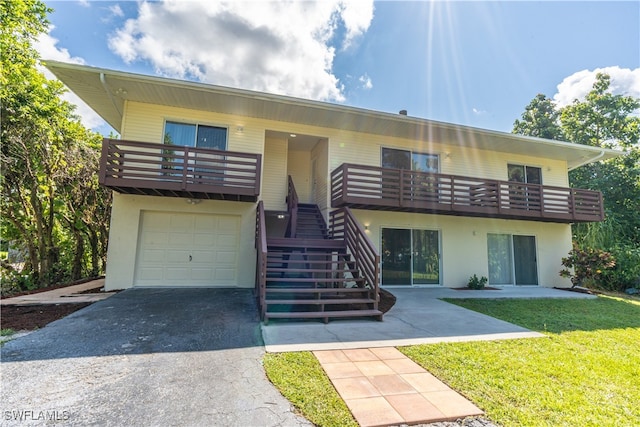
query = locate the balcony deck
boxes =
[99,139,261,201]
[331,164,604,223]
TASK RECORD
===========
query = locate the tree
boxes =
[1,0,111,290]
[513,73,640,290]
[513,93,564,140]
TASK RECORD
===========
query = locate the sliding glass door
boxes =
[487,234,538,285]
[382,228,440,286]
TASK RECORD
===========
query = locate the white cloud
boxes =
[472,107,486,115]
[553,66,640,108]
[109,4,124,18]
[35,29,107,130]
[359,74,372,90]
[108,0,374,102]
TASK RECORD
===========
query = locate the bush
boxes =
[468,274,488,289]
[560,244,616,289]
[602,245,640,291]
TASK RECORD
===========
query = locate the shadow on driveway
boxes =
[2,288,263,362]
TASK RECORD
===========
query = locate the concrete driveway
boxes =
[1,288,310,427]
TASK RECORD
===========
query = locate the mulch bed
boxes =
[1,303,92,331]
[453,286,501,291]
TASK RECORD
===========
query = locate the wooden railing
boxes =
[285,175,299,238]
[329,207,380,300]
[331,163,604,223]
[99,138,262,201]
[255,200,268,320]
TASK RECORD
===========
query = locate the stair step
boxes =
[265,309,383,319]
[266,277,365,283]
[267,267,359,273]
[265,287,369,293]
[265,298,376,305]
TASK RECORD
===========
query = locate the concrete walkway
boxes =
[262,286,595,352]
[0,278,116,305]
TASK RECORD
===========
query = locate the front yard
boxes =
[264,295,640,427]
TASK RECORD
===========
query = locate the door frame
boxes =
[380,226,442,287]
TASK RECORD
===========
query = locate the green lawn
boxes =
[401,296,640,427]
[262,295,640,427]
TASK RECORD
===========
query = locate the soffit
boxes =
[45,61,623,169]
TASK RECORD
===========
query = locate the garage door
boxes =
[134,211,240,287]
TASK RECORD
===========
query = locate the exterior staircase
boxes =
[255,177,382,323]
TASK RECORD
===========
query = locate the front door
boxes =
[382,228,440,286]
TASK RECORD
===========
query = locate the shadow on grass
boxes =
[443,295,640,334]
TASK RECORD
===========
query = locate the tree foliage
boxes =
[513,73,640,290]
[1,0,111,292]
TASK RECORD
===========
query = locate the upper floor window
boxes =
[164,121,227,150]
[508,164,541,184]
[382,148,439,173]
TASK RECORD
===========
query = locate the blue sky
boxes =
[39,1,639,136]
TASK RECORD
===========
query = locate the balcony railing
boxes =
[331,164,604,223]
[99,139,262,201]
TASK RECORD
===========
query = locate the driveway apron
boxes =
[1,288,310,427]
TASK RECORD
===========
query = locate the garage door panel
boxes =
[135,211,239,287]
[214,268,236,281]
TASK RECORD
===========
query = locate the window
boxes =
[162,121,228,177]
[382,148,439,172]
[508,164,541,184]
[164,121,227,150]
[507,164,542,210]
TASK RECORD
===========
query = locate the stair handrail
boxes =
[329,207,380,300]
[286,175,299,238]
[255,200,267,320]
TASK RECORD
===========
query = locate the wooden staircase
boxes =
[293,204,329,239]
[255,177,382,323]
[263,238,381,323]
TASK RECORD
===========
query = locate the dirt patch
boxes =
[1,303,92,331]
[453,287,501,291]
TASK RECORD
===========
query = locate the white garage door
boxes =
[134,211,240,287]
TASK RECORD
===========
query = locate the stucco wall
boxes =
[351,209,573,288]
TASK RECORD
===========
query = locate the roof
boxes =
[44,60,623,169]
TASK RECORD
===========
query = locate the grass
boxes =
[1,328,15,336]
[263,352,358,427]
[400,296,640,427]
[262,295,640,426]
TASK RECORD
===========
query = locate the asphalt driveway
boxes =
[1,288,310,426]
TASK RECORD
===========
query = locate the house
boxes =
[46,61,621,322]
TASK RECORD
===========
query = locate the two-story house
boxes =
[46,61,620,322]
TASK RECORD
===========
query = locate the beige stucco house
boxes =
[46,61,620,322]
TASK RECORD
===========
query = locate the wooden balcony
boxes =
[99,139,261,201]
[331,164,604,223]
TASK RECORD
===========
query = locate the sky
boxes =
[38,0,640,137]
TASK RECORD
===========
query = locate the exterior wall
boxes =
[287,149,312,203]
[112,100,576,290]
[311,139,330,218]
[351,209,573,288]
[262,136,288,210]
[328,132,569,186]
[104,193,257,290]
